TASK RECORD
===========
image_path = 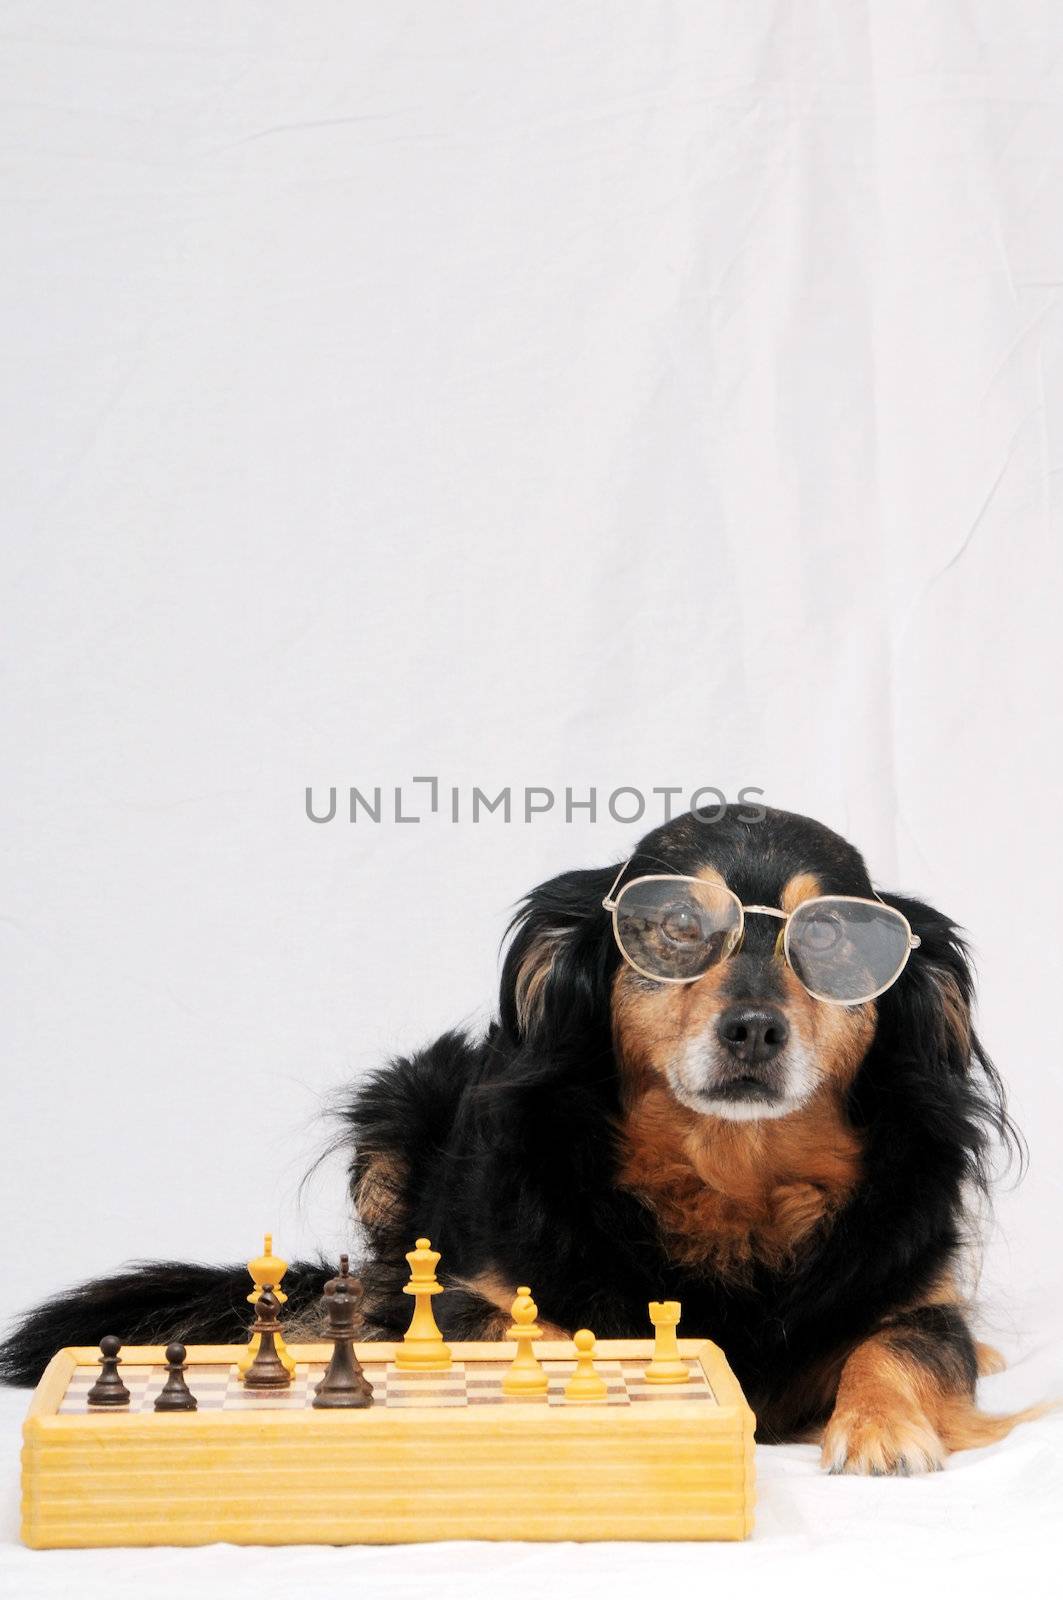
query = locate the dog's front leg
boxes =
[821,1305,978,1475]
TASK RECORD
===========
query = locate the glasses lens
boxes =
[787,898,911,1003]
[614,878,740,981]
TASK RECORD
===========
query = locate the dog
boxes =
[0,806,1033,1473]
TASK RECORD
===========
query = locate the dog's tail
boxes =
[939,1395,1056,1452]
[0,1259,332,1387]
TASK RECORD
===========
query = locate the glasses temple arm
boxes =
[872,886,922,949]
[602,857,633,911]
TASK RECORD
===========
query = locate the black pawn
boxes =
[87,1335,131,1407]
[313,1255,373,1409]
[154,1342,198,1411]
[243,1285,291,1390]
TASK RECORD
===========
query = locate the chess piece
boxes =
[501,1286,548,1397]
[243,1285,292,1390]
[86,1335,131,1407]
[563,1328,608,1402]
[313,1255,374,1409]
[394,1237,452,1372]
[644,1300,689,1384]
[238,1234,296,1379]
[154,1343,198,1411]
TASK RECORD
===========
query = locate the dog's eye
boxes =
[800,911,844,952]
[659,904,703,945]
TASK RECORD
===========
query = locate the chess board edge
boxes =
[22,1340,756,1546]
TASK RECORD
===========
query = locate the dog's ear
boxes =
[870,891,1023,1179]
[500,865,618,1054]
[876,892,976,1075]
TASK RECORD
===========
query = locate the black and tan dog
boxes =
[1,807,1035,1473]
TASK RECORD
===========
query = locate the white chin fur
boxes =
[689,1094,801,1123]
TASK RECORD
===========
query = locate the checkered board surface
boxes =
[59,1358,718,1412]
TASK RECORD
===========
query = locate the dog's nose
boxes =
[716,1004,789,1064]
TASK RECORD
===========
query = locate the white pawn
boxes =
[564,1329,607,1402]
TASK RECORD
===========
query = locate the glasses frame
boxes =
[602,862,921,1006]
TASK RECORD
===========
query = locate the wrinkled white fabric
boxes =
[2,3,1061,1590]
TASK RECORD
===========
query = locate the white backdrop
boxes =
[3,3,1063,1590]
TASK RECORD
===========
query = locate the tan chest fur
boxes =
[615,1086,864,1275]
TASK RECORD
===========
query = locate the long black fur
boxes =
[1,806,1020,1443]
[0,1262,331,1387]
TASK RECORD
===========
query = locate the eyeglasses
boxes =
[603,864,920,1006]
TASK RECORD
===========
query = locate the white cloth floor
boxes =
[1,1331,1060,1599]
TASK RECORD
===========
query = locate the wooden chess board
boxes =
[57,1354,719,1412]
[23,1339,756,1546]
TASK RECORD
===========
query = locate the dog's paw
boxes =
[821,1403,946,1476]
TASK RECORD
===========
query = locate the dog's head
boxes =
[500,806,1008,1151]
